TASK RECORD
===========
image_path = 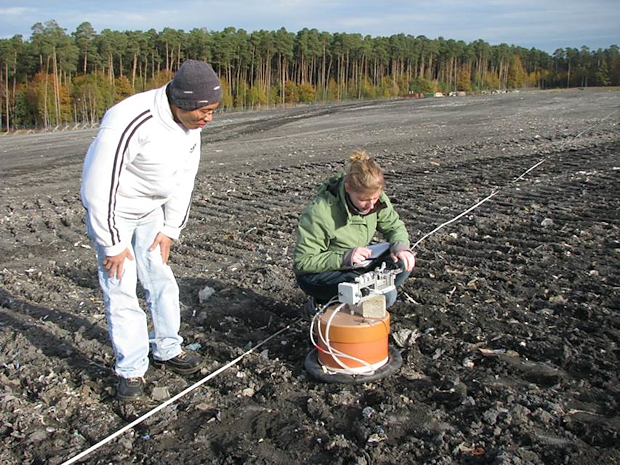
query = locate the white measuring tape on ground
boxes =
[411,109,617,250]
[62,108,617,464]
[61,321,298,465]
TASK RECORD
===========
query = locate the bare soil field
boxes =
[0,89,619,464]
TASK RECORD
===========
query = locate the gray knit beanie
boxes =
[168,60,222,110]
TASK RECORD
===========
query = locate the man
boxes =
[81,60,221,400]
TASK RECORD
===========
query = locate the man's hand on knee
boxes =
[103,248,134,279]
[149,233,173,264]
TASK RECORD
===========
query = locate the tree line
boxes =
[1,20,618,131]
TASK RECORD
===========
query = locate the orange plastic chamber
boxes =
[315,305,391,373]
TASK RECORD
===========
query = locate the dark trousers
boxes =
[296,256,410,308]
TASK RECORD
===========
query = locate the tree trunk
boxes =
[2,65,7,131]
[322,44,326,101]
[132,53,137,88]
[44,56,50,129]
[53,49,61,125]
[108,52,114,83]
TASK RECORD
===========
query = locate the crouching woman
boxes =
[293,150,415,313]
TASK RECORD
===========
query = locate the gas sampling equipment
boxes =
[305,263,404,383]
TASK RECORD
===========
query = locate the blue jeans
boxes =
[87,208,183,378]
[296,256,411,308]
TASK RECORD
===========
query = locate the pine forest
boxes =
[1,20,619,131]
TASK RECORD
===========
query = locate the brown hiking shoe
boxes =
[154,351,204,374]
[117,377,145,401]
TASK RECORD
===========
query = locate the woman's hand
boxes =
[393,250,416,271]
[343,246,372,267]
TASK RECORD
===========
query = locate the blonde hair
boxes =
[345,150,384,192]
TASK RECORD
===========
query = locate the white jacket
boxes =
[81,84,202,257]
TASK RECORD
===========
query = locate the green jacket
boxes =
[294,175,410,274]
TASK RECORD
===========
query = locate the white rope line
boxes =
[411,189,499,250]
[513,111,616,182]
[514,159,546,182]
[412,109,618,250]
[61,321,298,465]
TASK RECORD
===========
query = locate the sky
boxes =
[1,0,619,54]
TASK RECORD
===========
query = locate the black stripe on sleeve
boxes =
[106,110,153,246]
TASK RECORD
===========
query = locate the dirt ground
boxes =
[0,89,619,464]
